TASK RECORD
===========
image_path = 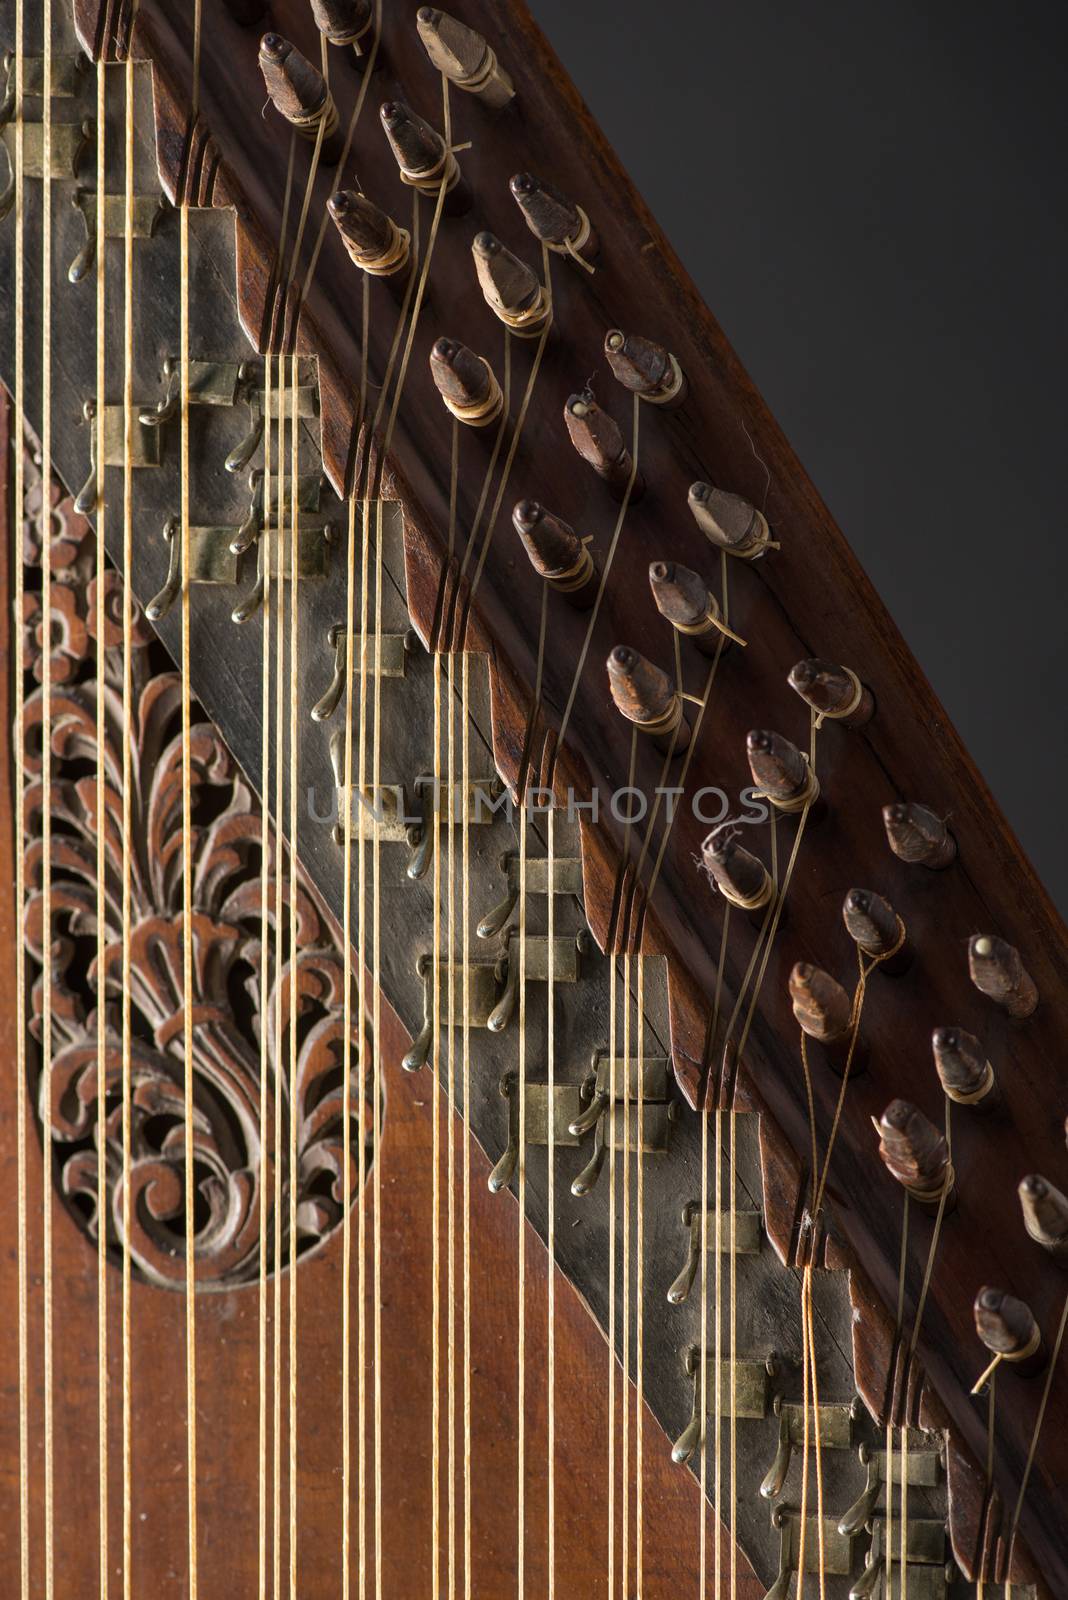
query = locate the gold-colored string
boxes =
[546,797,557,1600]
[40,0,55,1590]
[12,0,29,1588]
[635,948,645,1600]
[94,52,109,1600]
[1005,1288,1068,1577]
[120,22,138,1598]
[287,348,301,1600]
[257,344,273,1600]
[621,945,631,1600]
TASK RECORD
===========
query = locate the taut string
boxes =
[94,50,108,1600]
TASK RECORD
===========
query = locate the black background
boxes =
[528,0,1068,913]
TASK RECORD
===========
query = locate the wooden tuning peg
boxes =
[510,172,598,267]
[649,561,738,656]
[471,232,550,335]
[604,330,686,407]
[258,34,343,162]
[309,0,373,51]
[1019,1175,1068,1258]
[789,962,852,1043]
[607,646,690,754]
[429,338,503,427]
[968,934,1038,1019]
[841,888,910,974]
[931,1025,997,1109]
[512,501,594,605]
[688,482,774,559]
[380,98,470,212]
[746,729,819,814]
[701,829,773,917]
[876,1099,955,1210]
[416,8,515,108]
[564,390,644,501]
[788,658,873,727]
[881,801,955,869]
[327,190,410,280]
[974,1287,1045,1377]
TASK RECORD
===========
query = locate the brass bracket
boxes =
[570,1052,673,1197]
[486,930,587,1032]
[851,1515,951,1600]
[672,1347,777,1464]
[145,519,241,621]
[838,1435,943,1536]
[766,1505,856,1600]
[140,358,266,479]
[478,851,585,939]
[759,1395,859,1500]
[73,398,160,515]
[666,1197,762,1304]
[311,620,417,721]
[0,50,91,219]
[487,1071,588,1194]
[405,775,509,881]
[231,477,336,624]
[68,187,168,283]
[401,955,506,1072]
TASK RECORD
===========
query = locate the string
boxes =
[713,1100,722,1600]
[445,413,459,1600]
[178,5,205,1592]
[40,0,55,1588]
[271,352,287,1600]
[120,22,137,1599]
[287,347,302,1600]
[94,51,108,1600]
[462,644,473,1600]
[12,0,29,1588]
[257,343,272,1600]
[635,949,645,1600]
[621,945,630,1600]
[546,799,556,1600]
[1005,1288,1068,1575]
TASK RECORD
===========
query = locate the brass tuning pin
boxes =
[604,330,686,408]
[564,390,644,501]
[648,562,740,656]
[258,34,343,162]
[932,1026,998,1109]
[430,338,504,427]
[416,8,515,109]
[701,829,774,916]
[471,232,550,336]
[1019,1175,1068,1258]
[607,646,691,754]
[327,190,411,279]
[841,888,910,974]
[510,172,597,267]
[788,658,873,728]
[968,934,1038,1019]
[380,99,470,213]
[688,482,774,559]
[512,500,595,605]
[309,0,373,52]
[876,1099,955,1210]
[974,1287,1045,1377]
[881,801,956,869]
[746,730,819,814]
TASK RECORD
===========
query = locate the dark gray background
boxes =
[528,0,1068,915]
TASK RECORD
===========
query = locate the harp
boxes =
[1,2,1065,1597]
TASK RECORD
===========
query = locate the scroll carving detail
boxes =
[20,432,370,1290]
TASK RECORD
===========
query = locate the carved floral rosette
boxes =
[19,435,371,1291]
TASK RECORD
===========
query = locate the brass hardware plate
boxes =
[263,472,324,517]
[505,855,584,896]
[102,406,160,468]
[697,1208,762,1255]
[781,1401,853,1450]
[3,120,89,178]
[699,1357,770,1419]
[331,630,409,679]
[592,1053,671,1101]
[434,780,507,825]
[522,1084,584,1148]
[264,525,331,580]
[22,54,86,96]
[79,192,164,238]
[263,384,319,419]
[870,1448,941,1488]
[342,785,412,843]
[520,936,581,984]
[780,1515,852,1576]
[606,1103,671,1156]
[434,962,501,1029]
[186,528,239,586]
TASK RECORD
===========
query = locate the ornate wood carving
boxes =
[18,427,369,1290]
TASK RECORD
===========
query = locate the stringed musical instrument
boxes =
[1,2,1065,1597]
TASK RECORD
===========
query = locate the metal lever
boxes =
[146,517,181,620]
[672,1347,703,1465]
[488,1071,520,1193]
[225,374,265,474]
[838,1443,881,1536]
[667,1200,702,1304]
[760,1404,793,1501]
